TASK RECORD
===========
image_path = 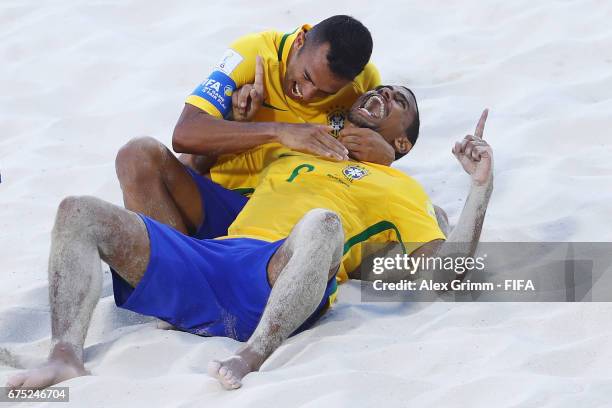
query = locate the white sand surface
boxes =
[1,0,612,406]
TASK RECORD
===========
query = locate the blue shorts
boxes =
[111,215,337,342]
[184,167,248,240]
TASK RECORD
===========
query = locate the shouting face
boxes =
[283,31,350,103]
[348,85,418,154]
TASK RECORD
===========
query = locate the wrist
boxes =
[378,156,394,166]
[373,143,395,166]
[269,122,288,143]
[383,148,395,166]
[471,176,493,190]
[360,143,394,166]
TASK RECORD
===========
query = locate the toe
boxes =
[220,369,238,390]
[22,372,50,389]
[229,378,242,389]
[207,360,221,377]
[223,376,241,390]
[208,360,245,390]
[6,373,26,388]
[221,368,234,382]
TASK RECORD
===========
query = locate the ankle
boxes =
[49,342,83,367]
[236,345,266,372]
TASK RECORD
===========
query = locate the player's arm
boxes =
[173,52,277,156]
[173,103,275,154]
[417,109,493,263]
[174,105,348,160]
[359,109,493,282]
[338,127,396,166]
[173,51,280,159]
[173,36,348,163]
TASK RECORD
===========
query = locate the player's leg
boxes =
[115,136,203,235]
[209,208,344,390]
[6,196,150,390]
[177,153,217,175]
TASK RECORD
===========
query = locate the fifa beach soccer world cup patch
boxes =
[215,49,243,76]
[342,165,369,181]
[189,49,244,117]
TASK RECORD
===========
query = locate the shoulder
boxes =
[222,29,284,84]
[352,62,381,93]
[369,163,429,196]
[229,29,283,58]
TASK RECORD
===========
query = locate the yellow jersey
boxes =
[211,144,446,283]
[185,25,381,134]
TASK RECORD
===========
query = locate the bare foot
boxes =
[6,343,87,390]
[207,346,265,390]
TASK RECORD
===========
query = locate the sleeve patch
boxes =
[216,49,244,75]
[190,71,237,117]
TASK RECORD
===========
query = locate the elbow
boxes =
[172,124,190,153]
[172,106,214,153]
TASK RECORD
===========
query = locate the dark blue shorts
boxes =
[184,167,248,240]
[111,215,337,342]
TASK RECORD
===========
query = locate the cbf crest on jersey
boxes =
[326,106,347,137]
[342,165,369,181]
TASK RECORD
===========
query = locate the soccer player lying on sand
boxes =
[6,86,493,391]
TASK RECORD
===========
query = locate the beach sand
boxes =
[1,0,612,406]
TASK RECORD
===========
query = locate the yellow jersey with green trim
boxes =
[211,144,446,283]
[185,25,381,133]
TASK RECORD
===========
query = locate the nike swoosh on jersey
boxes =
[262,101,288,111]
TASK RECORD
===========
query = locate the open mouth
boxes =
[291,82,303,98]
[358,93,386,120]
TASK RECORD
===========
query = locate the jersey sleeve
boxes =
[209,143,288,193]
[185,33,263,118]
[388,187,446,254]
[354,62,382,93]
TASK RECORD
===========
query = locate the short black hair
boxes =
[395,86,420,160]
[305,15,373,81]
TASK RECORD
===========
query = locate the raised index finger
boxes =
[474,108,489,139]
[254,55,264,94]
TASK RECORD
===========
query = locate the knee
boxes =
[303,209,343,241]
[115,136,165,183]
[58,195,89,215]
[55,195,98,232]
